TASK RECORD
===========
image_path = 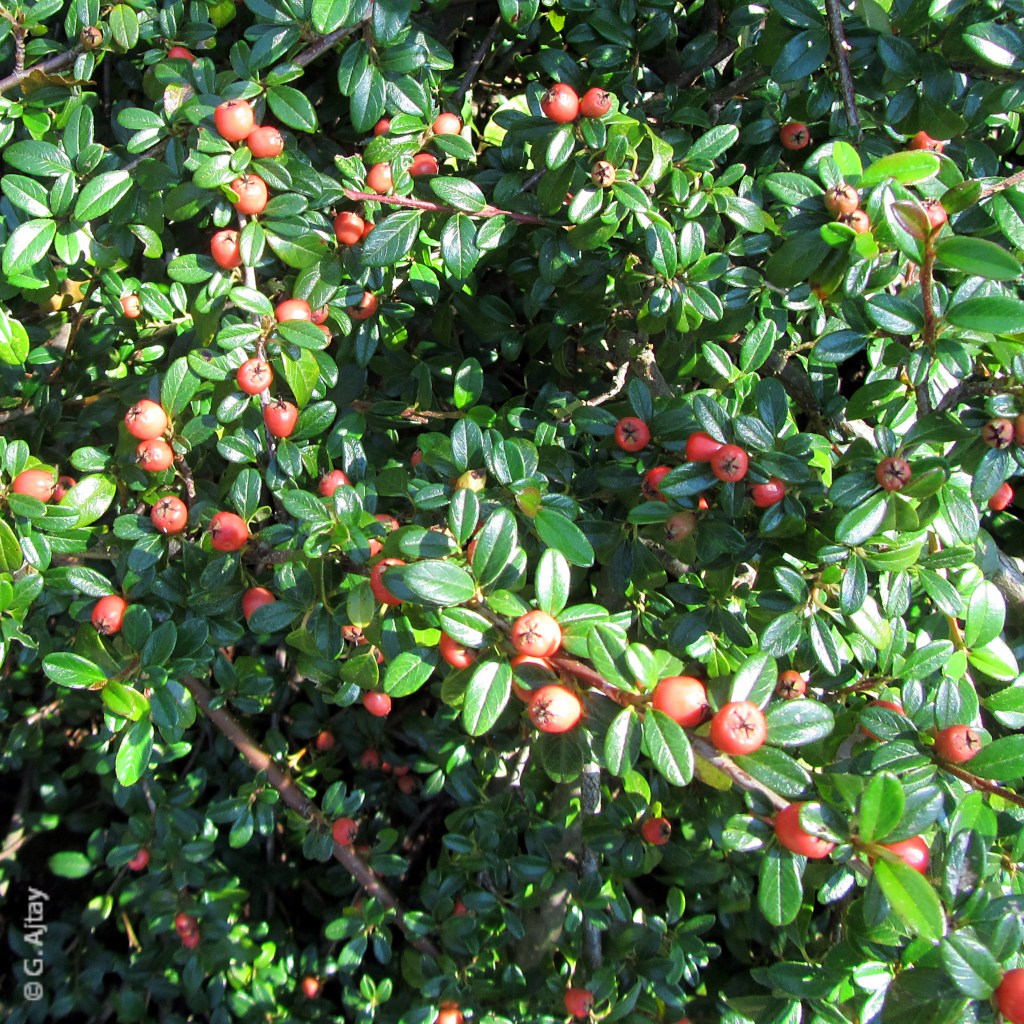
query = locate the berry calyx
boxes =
[370,557,406,605]
[540,83,579,123]
[990,482,1013,511]
[364,691,392,716]
[876,457,911,491]
[590,160,615,187]
[152,495,189,534]
[774,802,835,859]
[332,817,358,844]
[780,122,810,149]
[209,511,249,552]
[512,610,562,657]
[642,465,672,502]
[641,817,672,845]
[711,444,748,482]
[125,399,169,440]
[236,357,273,395]
[934,724,981,763]
[844,209,871,234]
[824,184,859,217]
[685,431,723,462]
[615,416,650,452]
[242,586,275,621]
[246,125,284,158]
[908,130,944,153]
[12,469,55,502]
[651,675,707,727]
[528,684,582,733]
[751,477,786,507]
[137,439,174,472]
[53,475,75,501]
[709,700,767,755]
[983,418,1014,450]
[776,671,806,700]
[92,595,128,635]
[564,988,594,1018]
[214,98,255,142]
[665,511,697,543]
[579,87,612,118]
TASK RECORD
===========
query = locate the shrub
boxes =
[1,0,1024,1022]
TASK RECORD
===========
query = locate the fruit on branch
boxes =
[125,400,169,440]
[275,298,311,322]
[264,399,298,438]
[642,465,672,502]
[512,610,562,657]
[181,931,200,949]
[364,691,392,716]
[844,209,871,234]
[315,731,334,751]
[53,476,75,501]
[370,558,406,605]
[230,174,268,215]
[455,469,487,492]
[121,294,142,318]
[564,988,594,1018]
[641,817,672,845]
[437,1003,464,1024]
[214,98,255,142]
[127,848,150,870]
[908,131,944,152]
[366,163,393,194]
[579,87,612,118]
[208,511,249,552]
[432,113,462,135]
[410,152,440,177]
[167,46,195,60]
[211,228,242,269]
[709,701,767,755]
[590,160,616,187]
[664,511,697,542]
[236,358,273,395]
[685,431,723,461]
[541,83,579,122]
[137,439,174,472]
[996,969,1024,1024]
[174,913,198,936]
[776,671,806,699]
[773,802,835,858]
[861,698,907,740]
[989,482,1013,511]
[301,977,322,998]
[334,211,366,245]
[439,632,477,668]
[922,198,947,229]
[242,587,275,620]
[91,595,128,635]
[79,25,103,48]
[934,724,981,762]
[360,749,380,769]
[349,292,378,320]
[246,125,284,158]
[12,469,55,501]
[319,469,351,497]
[373,118,391,136]
[983,418,1014,450]
[824,185,859,217]
[152,495,189,534]
[711,444,749,482]
[651,675,707,727]
[876,457,911,491]
[880,836,929,874]
[332,817,358,845]
[780,122,810,149]
[614,417,650,451]
[528,684,582,733]
[751,477,786,507]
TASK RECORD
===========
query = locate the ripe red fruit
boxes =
[410,152,439,177]
[121,294,142,318]
[230,174,268,215]
[934,724,981,762]
[881,836,929,874]
[779,122,810,149]
[53,475,76,501]
[174,913,197,936]
[264,398,298,438]
[983,418,1014,450]
[246,125,284,158]
[398,774,418,794]
[529,684,582,733]
[990,482,1013,511]
[439,632,477,669]
[512,610,562,657]
[127,848,150,870]
[909,130,944,153]
[209,511,249,552]
[685,431,723,462]
[579,86,612,118]
[774,802,835,859]
[92,595,128,635]
[651,675,707,727]
[824,184,859,217]
[364,691,392,716]
[996,969,1024,1024]
[125,399,168,440]
[922,198,947,229]
[137,439,174,472]
[751,477,786,507]
[845,209,871,234]
[665,511,697,542]
[373,118,391,136]
[242,586,275,621]
[332,817,358,845]
[453,898,469,915]
[235,357,271,395]
[349,291,378,320]
[642,465,672,502]
[301,977,322,999]
[319,469,351,497]
[152,495,189,534]
[334,211,366,245]
[315,731,335,752]
[360,220,374,240]
[876,457,911,491]
[861,698,907,741]
[360,748,380,769]
[510,653,552,701]
[275,298,311,322]
[615,417,650,452]
[432,113,462,135]
[709,700,767,755]
[564,988,594,1018]
[641,817,672,845]
[370,557,406,605]
[214,98,255,142]
[12,469,55,502]
[311,306,329,324]
[366,163,393,194]
[437,1004,464,1024]
[711,444,748,482]
[776,671,806,700]
[210,228,242,269]
[541,83,579,122]
[181,930,200,949]
[167,46,195,60]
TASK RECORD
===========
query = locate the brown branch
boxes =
[55,274,101,378]
[981,167,1024,199]
[823,0,862,142]
[678,36,737,90]
[583,361,630,406]
[938,761,1024,810]
[688,735,790,811]
[342,188,547,224]
[123,138,169,172]
[0,44,83,95]
[638,537,691,578]
[181,674,441,958]
[452,17,501,108]
[294,21,365,67]
[13,26,26,75]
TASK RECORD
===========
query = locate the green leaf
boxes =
[764,699,835,746]
[535,548,570,616]
[535,509,594,567]
[729,652,777,706]
[462,661,511,735]
[108,3,140,48]
[74,170,132,221]
[383,647,438,696]
[859,151,941,186]
[935,237,1022,280]
[115,718,154,787]
[43,652,106,689]
[429,176,488,213]
[945,295,1024,334]
[859,772,904,842]
[312,0,350,32]
[61,474,117,527]
[873,859,945,941]
[267,85,318,132]
[966,735,1024,781]
[604,707,641,776]
[0,519,24,572]
[49,851,94,878]
[394,561,476,606]
[836,492,888,545]
[964,582,1005,648]
[161,357,200,416]
[2,218,56,276]
[687,124,739,162]
[440,213,480,279]
[758,847,804,925]
[361,210,421,267]
[281,347,320,409]
[642,709,694,786]
[939,933,1002,998]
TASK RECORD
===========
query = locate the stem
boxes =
[824,0,862,141]
[181,675,442,958]
[54,274,101,379]
[342,188,547,224]
[921,236,937,349]
[14,26,26,75]
[0,44,83,95]
[452,17,501,108]
[294,20,365,67]
[688,735,790,811]
[939,761,1024,809]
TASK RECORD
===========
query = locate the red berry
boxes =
[263,398,298,438]
[12,469,55,502]
[908,131,944,153]
[370,557,405,604]
[751,477,786,507]
[934,724,981,763]
[301,977,322,999]
[512,610,561,657]
[366,163,393,194]
[996,969,1024,1024]
[876,457,911,491]
[432,113,462,135]
[685,431,723,462]
[540,83,579,123]
[564,988,594,1018]
[214,98,255,142]
[246,125,284,158]
[776,671,806,700]
[373,118,391,135]
[209,511,249,552]
[528,684,581,733]
[410,152,439,177]
[861,698,907,741]
[615,417,650,452]
[236,357,272,395]
[922,198,947,230]
[137,439,174,472]
[349,292,378,320]
[881,836,929,874]
[174,913,197,936]
[121,294,142,318]
[92,595,128,635]
[211,228,242,269]
[439,632,477,669]
[438,1005,464,1024]
[642,465,672,502]
[665,511,697,542]
[774,802,835,859]
[780,122,810,149]
[275,298,311,323]
[641,817,672,845]
[824,184,859,217]
[242,586,275,621]
[360,748,380,769]
[315,731,335,752]
[334,211,366,245]
[651,676,707,727]
[152,495,189,534]
[127,848,150,870]
[364,691,392,716]
[53,475,76,501]
[983,418,1014,450]
[125,399,169,440]
[167,46,195,60]
[319,469,351,497]
[332,817,358,845]
[230,174,268,215]
[709,700,767,755]
[579,87,612,118]
[710,444,748,482]
[311,306,329,324]
[182,931,200,949]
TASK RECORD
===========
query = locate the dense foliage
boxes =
[3,0,1024,1021]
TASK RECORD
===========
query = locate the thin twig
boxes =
[56,274,101,377]
[452,17,501,108]
[123,138,169,172]
[342,188,547,224]
[823,0,861,141]
[688,735,790,811]
[938,761,1024,810]
[13,26,26,75]
[583,361,629,406]
[294,21,365,67]
[0,44,84,95]
[981,167,1024,199]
